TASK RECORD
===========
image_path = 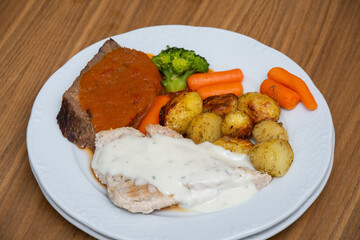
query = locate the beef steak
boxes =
[57,39,159,151]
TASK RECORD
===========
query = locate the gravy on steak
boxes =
[79,47,162,132]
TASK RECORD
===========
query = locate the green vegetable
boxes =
[152,46,209,92]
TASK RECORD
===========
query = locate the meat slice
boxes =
[234,167,272,189]
[93,126,177,213]
[93,169,177,214]
[57,39,161,151]
[95,127,145,149]
[57,39,120,151]
[105,174,177,214]
[93,168,177,214]
[93,125,272,213]
[145,123,183,138]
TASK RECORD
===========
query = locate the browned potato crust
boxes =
[213,136,254,154]
[248,139,294,177]
[203,93,238,117]
[221,111,253,139]
[159,92,203,134]
[252,120,289,143]
[186,112,223,144]
[237,92,280,124]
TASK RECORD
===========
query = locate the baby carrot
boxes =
[267,67,317,110]
[260,79,300,110]
[146,53,154,59]
[138,95,171,133]
[187,69,243,91]
[196,82,243,100]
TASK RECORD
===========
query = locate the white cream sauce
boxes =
[92,134,258,212]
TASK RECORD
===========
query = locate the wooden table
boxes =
[1,0,359,239]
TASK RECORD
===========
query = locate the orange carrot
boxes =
[196,82,243,100]
[268,67,317,110]
[260,79,300,110]
[146,53,154,59]
[187,69,243,91]
[138,95,171,133]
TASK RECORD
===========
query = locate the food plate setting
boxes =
[27,25,335,239]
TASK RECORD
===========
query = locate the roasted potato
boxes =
[160,92,203,134]
[221,111,253,139]
[213,136,254,154]
[203,93,238,117]
[248,139,293,177]
[237,92,280,124]
[252,120,289,143]
[186,112,223,144]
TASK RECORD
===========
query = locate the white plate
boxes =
[27,25,334,240]
[29,126,334,240]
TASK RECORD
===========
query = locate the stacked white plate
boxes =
[27,25,335,240]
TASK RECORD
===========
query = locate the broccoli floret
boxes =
[152,46,209,92]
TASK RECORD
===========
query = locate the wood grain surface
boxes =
[0,0,359,239]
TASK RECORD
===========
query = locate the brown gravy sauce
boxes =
[83,148,106,188]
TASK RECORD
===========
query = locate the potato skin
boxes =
[186,112,223,144]
[252,120,289,143]
[213,136,254,154]
[248,139,294,177]
[203,93,238,117]
[159,92,203,134]
[237,92,280,124]
[221,111,253,139]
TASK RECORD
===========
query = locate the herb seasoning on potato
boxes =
[186,112,223,144]
[203,93,238,117]
[221,111,253,139]
[248,139,294,177]
[213,136,254,154]
[237,92,280,124]
[252,120,289,143]
[159,92,203,134]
